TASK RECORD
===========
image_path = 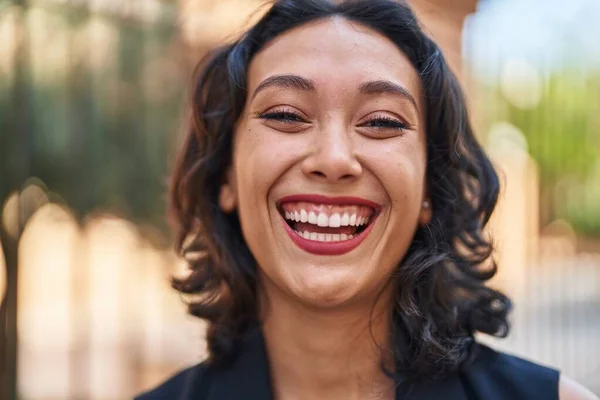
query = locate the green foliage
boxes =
[3,5,599,238]
[507,74,599,185]
[485,71,600,236]
[1,5,186,231]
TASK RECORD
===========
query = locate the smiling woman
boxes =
[135,1,596,399]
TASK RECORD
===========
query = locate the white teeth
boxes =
[328,213,341,228]
[300,209,308,222]
[284,208,371,229]
[353,216,369,226]
[349,214,356,226]
[317,213,328,227]
[341,212,349,226]
[296,230,355,242]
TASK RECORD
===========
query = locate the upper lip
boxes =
[276,194,382,211]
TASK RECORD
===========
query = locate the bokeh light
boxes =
[2,192,21,239]
[0,238,5,299]
[18,203,79,399]
[500,58,543,109]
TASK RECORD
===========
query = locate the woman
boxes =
[136,0,597,398]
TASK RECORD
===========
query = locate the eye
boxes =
[360,115,409,131]
[255,109,308,124]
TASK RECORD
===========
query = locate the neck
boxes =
[259,282,396,400]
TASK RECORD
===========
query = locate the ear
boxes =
[418,198,432,226]
[218,169,237,213]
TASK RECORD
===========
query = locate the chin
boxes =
[287,267,367,309]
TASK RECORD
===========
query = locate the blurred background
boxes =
[0,0,599,398]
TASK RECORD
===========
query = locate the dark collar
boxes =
[199,327,469,400]
[204,327,274,400]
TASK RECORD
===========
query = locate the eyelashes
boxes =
[255,109,307,124]
[255,109,409,132]
[359,115,408,130]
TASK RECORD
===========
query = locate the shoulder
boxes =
[462,343,560,399]
[559,375,599,400]
[473,343,559,381]
[134,363,210,400]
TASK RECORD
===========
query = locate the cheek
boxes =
[376,151,427,278]
[234,127,275,192]
[371,138,427,200]
[231,125,300,234]
[370,138,427,257]
[233,124,306,190]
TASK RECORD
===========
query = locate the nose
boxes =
[301,124,363,183]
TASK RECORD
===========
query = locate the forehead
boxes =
[247,17,422,103]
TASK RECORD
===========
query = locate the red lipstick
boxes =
[277,194,381,256]
[277,194,381,210]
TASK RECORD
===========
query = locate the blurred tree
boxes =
[1,4,184,397]
[485,71,600,236]
[0,2,185,229]
[1,1,33,397]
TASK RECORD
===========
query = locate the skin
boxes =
[219,17,429,400]
[218,15,597,400]
[560,375,600,400]
[221,16,429,314]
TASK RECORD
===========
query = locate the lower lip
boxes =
[280,215,378,256]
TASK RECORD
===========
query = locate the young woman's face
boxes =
[220,17,431,309]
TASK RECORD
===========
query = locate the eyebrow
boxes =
[251,75,418,112]
[252,74,316,100]
[359,80,418,112]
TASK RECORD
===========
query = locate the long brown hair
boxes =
[168,0,511,382]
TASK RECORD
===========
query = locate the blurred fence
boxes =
[1,1,191,398]
[1,0,600,399]
[465,1,600,392]
[2,192,206,399]
[480,237,600,393]
[1,207,197,397]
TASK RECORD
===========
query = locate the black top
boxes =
[135,327,560,400]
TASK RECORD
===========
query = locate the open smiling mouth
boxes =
[276,195,381,256]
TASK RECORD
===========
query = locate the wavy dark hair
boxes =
[169,0,511,383]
